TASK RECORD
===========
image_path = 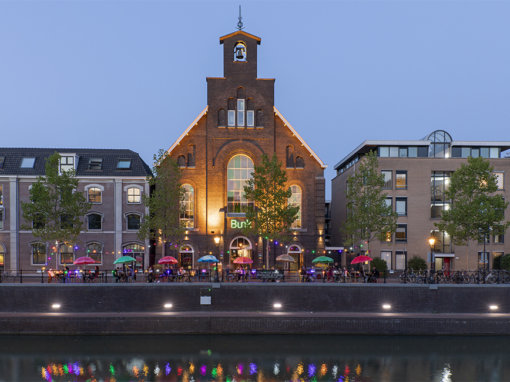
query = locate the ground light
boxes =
[163,303,173,309]
[382,304,392,310]
[51,303,61,310]
[273,302,282,309]
[489,305,499,311]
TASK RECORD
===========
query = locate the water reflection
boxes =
[0,335,509,381]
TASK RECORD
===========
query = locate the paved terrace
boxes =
[0,283,509,335]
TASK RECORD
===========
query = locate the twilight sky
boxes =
[1,0,509,198]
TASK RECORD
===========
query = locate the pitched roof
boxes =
[166,106,208,156]
[274,107,327,169]
[219,30,261,44]
[0,148,152,177]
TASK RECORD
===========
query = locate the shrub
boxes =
[500,254,510,271]
[371,258,388,272]
[408,256,427,271]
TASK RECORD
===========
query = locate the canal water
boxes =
[0,335,508,381]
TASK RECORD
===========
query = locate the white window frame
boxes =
[87,212,103,231]
[85,184,104,204]
[124,185,143,204]
[227,110,235,127]
[125,213,142,231]
[380,251,392,270]
[86,242,103,265]
[237,99,245,127]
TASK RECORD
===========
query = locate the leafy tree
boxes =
[371,258,388,275]
[243,153,299,266]
[408,256,427,271]
[138,149,184,262]
[21,152,91,267]
[343,151,397,255]
[500,254,510,271]
[436,156,509,263]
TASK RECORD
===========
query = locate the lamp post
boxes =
[428,236,436,274]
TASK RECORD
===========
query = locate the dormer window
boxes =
[59,155,75,173]
[20,157,35,169]
[117,159,131,169]
[88,158,102,170]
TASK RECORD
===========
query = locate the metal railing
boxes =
[398,269,510,284]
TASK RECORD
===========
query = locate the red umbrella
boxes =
[158,256,178,265]
[73,256,97,265]
[351,255,373,264]
[233,256,253,264]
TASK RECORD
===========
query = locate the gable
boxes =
[166,106,208,156]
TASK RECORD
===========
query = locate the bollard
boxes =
[20,269,23,284]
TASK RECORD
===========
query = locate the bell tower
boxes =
[219,24,261,79]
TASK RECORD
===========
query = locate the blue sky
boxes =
[1,1,509,198]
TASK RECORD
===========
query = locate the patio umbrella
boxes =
[276,254,296,262]
[312,256,334,264]
[158,256,178,265]
[351,255,373,264]
[73,256,97,265]
[233,256,253,264]
[113,255,137,264]
[197,255,219,263]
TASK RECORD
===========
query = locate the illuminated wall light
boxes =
[273,302,282,309]
[489,304,499,311]
[51,303,61,310]
[163,303,173,309]
[382,304,392,310]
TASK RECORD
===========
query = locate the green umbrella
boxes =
[312,255,334,264]
[113,255,137,264]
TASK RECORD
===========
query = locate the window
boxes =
[494,172,504,190]
[384,197,392,215]
[289,185,302,229]
[389,147,399,157]
[227,154,254,213]
[59,155,75,173]
[395,251,407,270]
[478,252,489,269]
[380,251,392,270]
[490,147,500,158]
[87,243,102,264]
[177,155,186,167]
[0,207,3,230]
[480,147,489,158]
[33,214,45,229]
[218,108,226,127]
[256,109,264,127]
[494,232,504,244]
[88,158,103,170]
[408,147,418,158]
[431,171,451,218]
[247,110,254,127]
[20,157,35,168]
[427,130,452,158]
[88,213,102,230]
[88,187,102,203]
[395,197,407,216]
[0,244,4,268]
[127,187,142,203]
[430,230,452,253]
[399,148,408,157]
[237,99,245,127]
[379,147,389,157]
[295,157,305,168]
[0,156,4,169]
[395,171,407,190]
[31,243,46,265]
[381,170,392,189]
[461,147,471,158]
[60,245,74,265]
[180,184,194,228]
[117,159,131,169]
[127,214,141,230]
[233,41,247,61]
[60,215,73,229]
[395,224,407,242]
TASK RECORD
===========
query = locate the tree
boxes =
[343,151,397,255]
[436,156,509,267]
[21,152,91,268]
[243,153,299,267]
[138,149,184,263]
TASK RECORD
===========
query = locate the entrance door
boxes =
[123,243,145,271]
[179,245,194,269]
[287,245,302,271]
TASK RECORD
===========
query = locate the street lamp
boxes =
[428,236,436,273]
[214,236,221,282]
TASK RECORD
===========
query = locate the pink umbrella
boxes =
[158,256,178,265]
[233,256,253,264]
[73,256,97,265]
[351,255,373,264]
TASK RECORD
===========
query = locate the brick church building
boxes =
[163,27,326,271]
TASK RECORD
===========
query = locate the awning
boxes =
[434,253,455,258]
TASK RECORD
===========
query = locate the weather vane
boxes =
[237,5,244,30]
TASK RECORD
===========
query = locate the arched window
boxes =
[31,243,46,265]
[427,130,453,158]
[180,184,194,228]
[87,243,102,264]
[234,41,247,61]
[123,243,144,270]
[295,156,305,168]
[230,236,252,262]
[127,187,142,204]
[288,185,302,229]
[87,187,102,203]
[287,244,302,271]
[286,145,295,168]
[227,155,254,213]
[87,213,102,230]
[60,244,75,265]
[126,214,141,230]
[179,245,194,268]
[177,155,186,168]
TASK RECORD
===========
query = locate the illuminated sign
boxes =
[230,219,249,229]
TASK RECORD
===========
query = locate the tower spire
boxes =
[237,5,244,30]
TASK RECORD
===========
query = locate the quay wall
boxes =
[0,283,509,335]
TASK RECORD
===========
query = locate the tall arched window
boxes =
[87,243,102,264]
[180,184,194,228]
[427,130,452,158]
[227,155,254,213]
[288,185,302,229]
